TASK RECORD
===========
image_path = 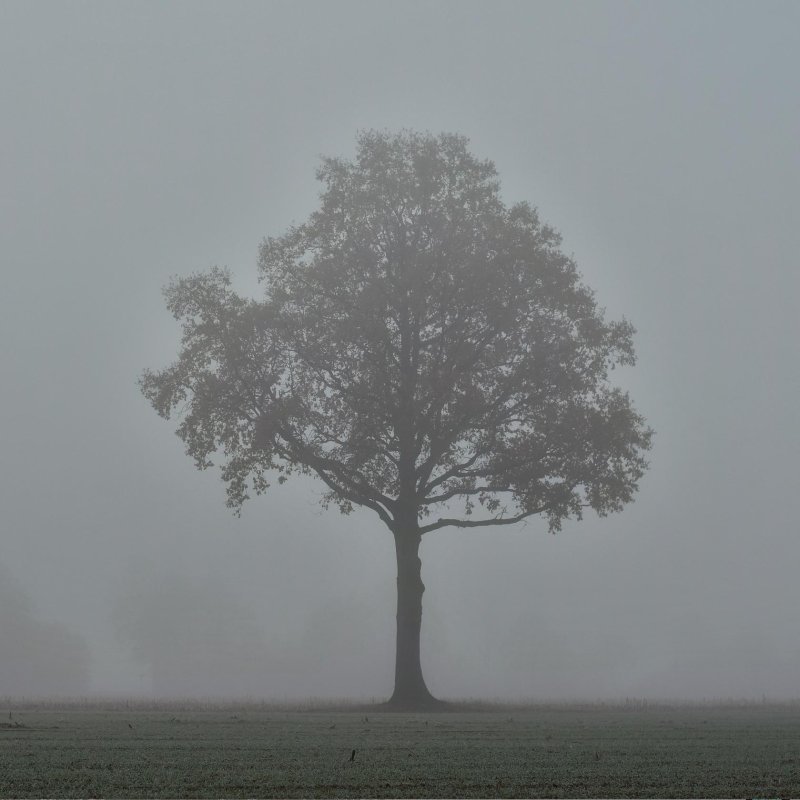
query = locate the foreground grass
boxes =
[1,704,799,797]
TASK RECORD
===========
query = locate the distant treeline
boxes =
[3,695,799,712]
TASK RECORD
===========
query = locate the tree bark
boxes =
[388,527,440,709]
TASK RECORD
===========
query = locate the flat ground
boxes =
[1,702,799,797]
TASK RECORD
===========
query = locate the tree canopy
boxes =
[142,130,651,536]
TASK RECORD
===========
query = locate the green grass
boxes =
[1,702,799,797]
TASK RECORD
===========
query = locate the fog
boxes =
[1,1,798,702]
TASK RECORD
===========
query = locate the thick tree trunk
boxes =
[388,528,440,709]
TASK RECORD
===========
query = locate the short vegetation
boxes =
[1,705,798,797]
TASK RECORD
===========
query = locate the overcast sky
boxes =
[1,0,799,701]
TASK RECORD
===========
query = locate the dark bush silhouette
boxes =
[0,564,90,696]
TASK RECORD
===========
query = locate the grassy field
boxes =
[1,701,799,797]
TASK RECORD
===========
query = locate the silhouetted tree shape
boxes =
[0,563,90,696]
[113,567,282,697]
[141,130,652,708]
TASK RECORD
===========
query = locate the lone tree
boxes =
[141,130,652,709]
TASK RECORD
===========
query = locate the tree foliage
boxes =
[141,130,652,536]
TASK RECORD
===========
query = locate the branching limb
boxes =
[419,485,516,506]
[271,426,397,522]
[418,506,548,535]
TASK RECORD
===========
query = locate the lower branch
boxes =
[418,506,547,535]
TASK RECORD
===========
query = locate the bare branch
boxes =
[419,506,548,535]
[420,485,515,506]
[271,424,397,519]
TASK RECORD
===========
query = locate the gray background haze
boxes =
[1,0,798,701]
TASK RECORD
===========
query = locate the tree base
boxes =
[379,692,452,712]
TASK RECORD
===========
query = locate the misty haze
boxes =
[2,1,799,711]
